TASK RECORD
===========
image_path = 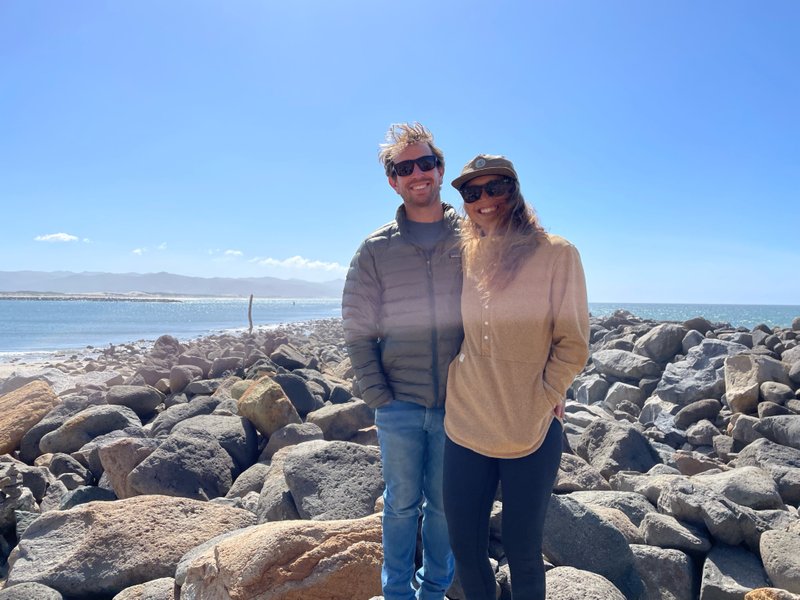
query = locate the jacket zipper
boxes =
[425,252,440,407]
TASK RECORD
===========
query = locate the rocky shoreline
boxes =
[1,312,799,599]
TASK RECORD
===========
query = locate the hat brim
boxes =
[451,167,517,190]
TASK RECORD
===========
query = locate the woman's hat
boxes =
[451,154,518,190]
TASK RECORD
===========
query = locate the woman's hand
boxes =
[553,398,566,419]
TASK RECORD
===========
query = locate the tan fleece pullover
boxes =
[444,233,590,459]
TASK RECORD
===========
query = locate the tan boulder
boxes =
[6,495,256,598]
[725,355,791,414]
[179,514,382,600]
[745,589,800,600]
[0,381,60,455]
[237,376,300,437]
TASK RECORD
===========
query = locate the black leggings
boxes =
[442,419,562,600]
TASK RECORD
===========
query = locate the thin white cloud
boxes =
[224,249,243,257]
[34,233,79,243]
[251,255,347,274]
[132,248,146,256]
[157,242,167,251]
[82,238,92,243]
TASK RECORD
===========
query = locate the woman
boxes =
[443,154,590,599]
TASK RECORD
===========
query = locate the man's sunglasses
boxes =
[392,155,439,177]
[460,177,516,203]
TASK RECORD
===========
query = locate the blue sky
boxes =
[1,1,798,303]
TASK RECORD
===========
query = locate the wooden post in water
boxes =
[248,294,254,334]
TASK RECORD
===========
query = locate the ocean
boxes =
[0,298,798,361]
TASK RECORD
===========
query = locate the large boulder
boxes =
[655,339,748,405]
[149,395,220,438]
[542,494,643,598]
[273,373,324,417]
[760,530,800,594]
[39,405,142,455]
[0,381,60,455]
[112,577,175,600]
[592,350,661,381]
[260,423,324,461]
[691,466,784,510]
[178,514,382,599]
[639,511,711,553]
[5,496,255,599]
[754,416,800,450]
[255,447,301,523]
[700,544,770,600]
[282,440,383,521]
[127,429,235,500]
[106,385,164,418]
[544,566,626,599]
[724,355,791,414]
[735,438,800,505]
[630,544,694,600]
[305,400,374,441]
[575,420,661,479]
[633,323,687,364]
[171,414,258,474]
[237,376,301,437]
[566,490,657,527]
[554,453,611,492]
[98,437,161,499]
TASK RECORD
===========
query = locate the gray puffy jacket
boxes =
[342,203,464,409]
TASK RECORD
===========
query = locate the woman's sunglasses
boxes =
[460,177,516,203]
[392,155,439,177]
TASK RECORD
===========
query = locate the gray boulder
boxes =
[656,339,748,406]
[567,490,657,527]
[39,405,142,455]
[755,416,800,450]
[544,566,625,599]
[730,414,765,445]
[305,400,375,441]
[574,375,609,405]
[633,323,687,364]
[282,440,383,521]
[682,329,705,354]
[260,422,324,461]
[269,344,309,370]
[98,437,161,499]
[686,419,721,446]
[691,466,784,510]
[699,544,770,600]
[0,583,64,599]
[630,544,694,600]
[761,381,795,404]
[542,494,643,598]
[255,447,301,523]
[760,529,800,593]
[127,429,235,500]
[639,511,711,553]
[111,577,175,600]
[674,398,721,431]
[735,437,800,505]
[273,373,324,417]
[575,420,661,479]
[603,382,643,412]
[172,414,258,474]
[554,453,611,492]
[149,395,220,438]
[592,350,661,381]
[106,385,164,418]
[226,462,270,499]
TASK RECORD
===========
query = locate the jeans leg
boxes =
[443,436,498,600]
[416,408,455,600]
[376,405,426,600]
[499,419,563,600]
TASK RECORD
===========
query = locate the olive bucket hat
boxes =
[451,154,518,190]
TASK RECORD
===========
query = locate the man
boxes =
[342,123,463,600]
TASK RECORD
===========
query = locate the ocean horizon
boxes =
[1,297,798,361]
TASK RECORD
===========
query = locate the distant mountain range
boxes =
[0,271,345,298]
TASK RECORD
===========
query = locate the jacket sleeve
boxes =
[342,240,394,409]
[542,243,590,405]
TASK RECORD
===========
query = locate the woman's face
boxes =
[462,174,514,233]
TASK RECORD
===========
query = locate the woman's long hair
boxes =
[461,181,546,298]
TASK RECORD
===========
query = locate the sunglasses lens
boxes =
[486,179,513,197]
[416,156,436,172]
[460,186,482,203]
[393,155,437,177]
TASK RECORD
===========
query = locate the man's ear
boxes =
[388,175,399,194]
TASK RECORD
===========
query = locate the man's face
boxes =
[388,142,444,212]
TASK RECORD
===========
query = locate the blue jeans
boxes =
[375,401,455,600]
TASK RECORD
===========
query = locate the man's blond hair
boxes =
[378,122,445,178]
